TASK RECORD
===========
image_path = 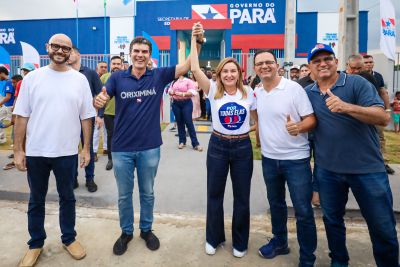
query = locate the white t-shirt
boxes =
[208,82,256,135]
[254,77,313,160]
[13,66,96,157]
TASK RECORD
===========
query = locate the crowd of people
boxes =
[0,22,398,267]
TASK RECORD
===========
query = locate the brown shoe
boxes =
[64,240,86,260]
[178,143,186,149]
[102,149,108,155]
[19,248,42,267]
[93,153,98,162]
[194,145,203,152]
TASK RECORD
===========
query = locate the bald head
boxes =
[46,33,73,66]
[48,34,72,47]
[346,54,364,75]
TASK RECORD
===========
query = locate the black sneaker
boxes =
[113,233,133,255]
[85,180,98,193]
[385,164,395,175]
[140,230,160,251]
[106,160,113,171]
[73,179,79,189]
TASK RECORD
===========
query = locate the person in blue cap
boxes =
[305,43,399,267]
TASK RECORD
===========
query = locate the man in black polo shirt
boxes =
[363,54,394,174]
[68,46,102,192]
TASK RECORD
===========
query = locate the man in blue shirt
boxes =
[0,66,15,144]
[94,23,204,256]
[306,43,399,267]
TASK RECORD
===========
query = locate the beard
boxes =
[49,51,70,65]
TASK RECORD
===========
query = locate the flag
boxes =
[380,0,396,61]
[192,4,228,20]
[20,42,40,69]
[142,31,159,67]
[0,46,11,71]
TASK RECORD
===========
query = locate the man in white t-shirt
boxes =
[13,33,96,267]
[253,49,317,267]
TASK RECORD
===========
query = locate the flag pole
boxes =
[104,0,107,57]
[75,1,79,47]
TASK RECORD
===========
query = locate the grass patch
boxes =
[250,131,262,160]
[383,131,400,164]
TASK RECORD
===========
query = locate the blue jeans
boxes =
[171,99,200,147]
[112,147,160,235]
[315,167,399,267]
[205,99,211,121]
[26,155,78,248]
[262,156,317,266]
[75,117,95,182]
[206,134,253,251]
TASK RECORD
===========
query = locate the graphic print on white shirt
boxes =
[218,102,247,130]
[208,82,256,135]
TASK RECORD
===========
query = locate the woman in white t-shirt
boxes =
[190,23,257,258]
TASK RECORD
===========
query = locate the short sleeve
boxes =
[156,66,176,92]
[4,81,14,94]
[105,72,117,98]
[207,80,217,99]
[353,76,384,108]
[293,84,314,117]
[246,86,256,110]
[13,78,31,117]
[79,77,97,120]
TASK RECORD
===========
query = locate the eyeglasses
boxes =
[254,60,276,67]
[49,43,72,53]
[310,56,335,65]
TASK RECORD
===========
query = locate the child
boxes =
[391,91,400,133]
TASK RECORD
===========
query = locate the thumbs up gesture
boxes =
[286,114,300,136]
[94,87,110,108]
[325,89,348,113]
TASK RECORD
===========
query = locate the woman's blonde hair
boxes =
[214,57,247,100]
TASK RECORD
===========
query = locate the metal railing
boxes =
[232,49,284,78]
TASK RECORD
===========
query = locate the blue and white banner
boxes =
[380,0,396,61]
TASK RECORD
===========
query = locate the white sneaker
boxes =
[233,248,247,258]
[205,242,216,255]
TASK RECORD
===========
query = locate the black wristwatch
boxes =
[196,39,205,45]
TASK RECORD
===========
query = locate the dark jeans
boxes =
[104,114,114,160]
[315,167,399,267]
[205,99,212,121]
[206,134,253,251]
[171,99,199,147]
[262,156,317,266]
[75,117,95,182]
[26,155,78,248]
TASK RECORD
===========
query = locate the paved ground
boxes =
[0,124,399,266]
[0,200,386,267]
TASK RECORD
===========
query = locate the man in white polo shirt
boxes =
[13,33,96,267]
[253,49,317,267]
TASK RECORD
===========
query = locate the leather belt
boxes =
[212,131,249,140]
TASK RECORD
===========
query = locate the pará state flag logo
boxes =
[192,4,228,20]
[218,102,247,130]
[381,18,396,37]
